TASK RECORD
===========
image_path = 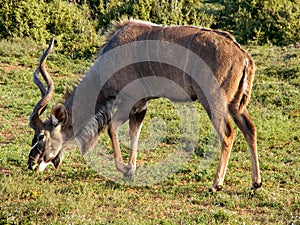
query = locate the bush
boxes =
[96,0,215,32]
[0,0,99,59]
[0,0,50,43]
[215,0,300,45]
[132,0,215,27]
[47,0,99,59]
[1,0,299,57]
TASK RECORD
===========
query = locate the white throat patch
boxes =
[39,161,53,172]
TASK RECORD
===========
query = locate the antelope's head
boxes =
[28,37,69,171]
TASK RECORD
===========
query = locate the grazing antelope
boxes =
[28,19,262,192]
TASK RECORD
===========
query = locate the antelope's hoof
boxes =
[252,181,262,191]
[124,168,134,177]
[209,185,223,193]
[115,161,129,174]
[123,164,136,177]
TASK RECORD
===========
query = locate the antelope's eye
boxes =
[38,134,45,141]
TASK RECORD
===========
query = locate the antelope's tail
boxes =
[239,57,255,113]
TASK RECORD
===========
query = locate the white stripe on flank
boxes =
[242,58,249,94]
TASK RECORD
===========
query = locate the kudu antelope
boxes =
[28,19,262,192]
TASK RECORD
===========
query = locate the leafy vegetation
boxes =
[1,0,299,59]
[214,0,300,45]
[0,0,99,59]
[0,35,299,224]
[96,0,215,29]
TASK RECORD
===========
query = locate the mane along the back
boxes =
[101,18,243,51]
[102,18,158,46]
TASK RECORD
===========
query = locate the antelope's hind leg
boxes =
[230,108,262,190]
[210,115,236,192]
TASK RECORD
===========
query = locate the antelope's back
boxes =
[100,19,255,105]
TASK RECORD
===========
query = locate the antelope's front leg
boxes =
[108,119,128,174]
[126,108,147,177]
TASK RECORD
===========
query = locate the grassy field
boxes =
[0,38,299,224]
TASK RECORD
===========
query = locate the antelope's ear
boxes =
[51,104,68,126]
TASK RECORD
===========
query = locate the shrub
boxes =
[0,0,99,59]
[0,0,50,43]
[215,0,300,45]
[47,0,99,59]
[96,0,215,32]
[1,0,299,57]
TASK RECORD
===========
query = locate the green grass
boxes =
[0,39,299,224]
